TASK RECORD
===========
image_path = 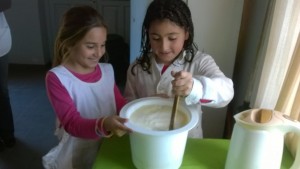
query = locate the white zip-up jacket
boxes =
[124,51,234,138]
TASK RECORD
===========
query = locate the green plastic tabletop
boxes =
[92,135,293,169]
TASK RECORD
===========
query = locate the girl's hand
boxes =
[171,70,193,97]
[103,115,132,137]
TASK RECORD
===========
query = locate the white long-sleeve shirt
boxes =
[124,51,234,138]
[0,12,11,57]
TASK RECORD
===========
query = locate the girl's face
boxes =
[66,27,107,73]
[148,19,189,65]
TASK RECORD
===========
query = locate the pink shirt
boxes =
[46,65,126,139]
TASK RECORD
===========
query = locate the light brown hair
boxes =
[52,5,108,67]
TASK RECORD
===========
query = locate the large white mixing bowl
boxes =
[120,97,199,169]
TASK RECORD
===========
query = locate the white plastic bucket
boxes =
[120,97,199,169]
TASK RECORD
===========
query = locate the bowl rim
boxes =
[120,97,199,136]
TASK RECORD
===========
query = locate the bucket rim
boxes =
[120,97,199,136]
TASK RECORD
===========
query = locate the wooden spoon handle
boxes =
[169,95,180,130]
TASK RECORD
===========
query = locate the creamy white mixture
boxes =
[130,105,189,131]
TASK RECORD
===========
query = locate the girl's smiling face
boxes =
[66,27,107,74]
[148,19,189,65]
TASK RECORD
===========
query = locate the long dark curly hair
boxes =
[131,0,197,75]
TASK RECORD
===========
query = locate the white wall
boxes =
[189,0,243,77]
[129,0,151,62]
[188,0,243,138]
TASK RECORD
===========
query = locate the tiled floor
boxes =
[0,64,58,169]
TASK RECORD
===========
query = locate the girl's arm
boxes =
[185,53,234,107]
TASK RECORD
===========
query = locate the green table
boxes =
[92,135,293,169]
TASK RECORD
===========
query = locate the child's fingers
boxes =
[112,116,132,137]
[171,70,181,78]
[113,129,127,137]
[113,125,132,137]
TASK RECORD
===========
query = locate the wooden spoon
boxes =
[169,95,180,130]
